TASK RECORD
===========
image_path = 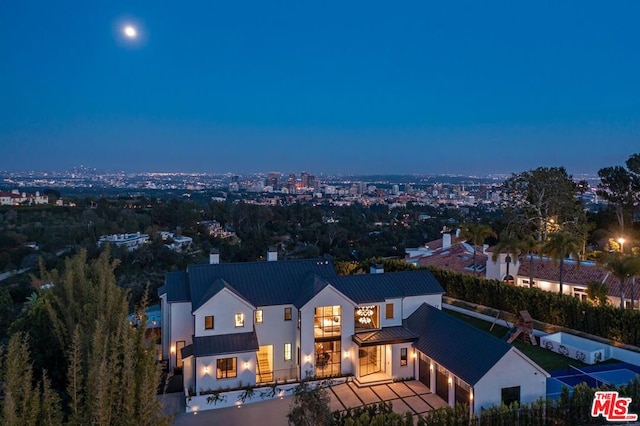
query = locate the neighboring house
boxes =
[160,231,193,252]
[488,253,636,309]
[0,189,49,206]
[97,232,149,251]
[407,232,489,276]
[160,251,547,414]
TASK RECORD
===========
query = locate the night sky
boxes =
[1,1,638,175]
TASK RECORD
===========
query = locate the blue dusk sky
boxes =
[1,1,638,175]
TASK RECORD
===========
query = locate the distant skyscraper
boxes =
[287,173,296,193]
[391,184,400,195]
[300,171,309,188]
[266,172,280,189]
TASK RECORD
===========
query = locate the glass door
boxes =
[359,345,384,377]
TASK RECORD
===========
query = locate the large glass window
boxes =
[284,307,292,321]
[315,339,341,377]
[216,358,237,379]
[314,306,342,378]
[314,306,341,338]
[255,310,263,323]
[355,305,379,331]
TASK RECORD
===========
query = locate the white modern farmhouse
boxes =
[159,250,547,414]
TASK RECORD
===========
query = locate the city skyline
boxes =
[1,1,638,174]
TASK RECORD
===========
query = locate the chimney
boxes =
[442,233,452,250]
[483,244,489,254]
[267,246,278,262]
[209,248,220,264]
[370,263,384,274]
[455,228,461,238]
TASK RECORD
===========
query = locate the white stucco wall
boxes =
[300,285,356,377]
[402,294,443,318]
[170,302,194,368]
[183,356,194,393]
[473,348,547,415]
[389,343,415,379]
[380,298,402,327]
[486,254,521,281]
[195,352,257,394]
[193,289,255,336]
[254,304,298,381]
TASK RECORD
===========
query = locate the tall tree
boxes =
[502,167,587,242]
[459,223,495,275]
[597,153,640,232]
[39,248,169,425]
[598,253,640,309]
[542,231,583,295]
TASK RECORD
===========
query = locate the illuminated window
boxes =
[400,348,408,366]
[216,358,237,379]
[355,305,379,331]
[284,307,292,321]
[255,310,263,323]
[235,313,244,327]
[204,315,214,330]
[284,343,292,361]
[385,303,394,319]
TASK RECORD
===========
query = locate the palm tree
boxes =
[491,230,523,285]
[460,223,496,275]
[542,231,583,295]
[599,253,640,309]
[521,235,541,288]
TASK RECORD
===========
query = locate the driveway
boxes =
[171,380,448,425]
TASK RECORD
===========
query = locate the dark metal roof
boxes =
[405,303,511,385]
[293,274,333,308]
[165,259,444,312]
[328,270,444,304]
[183,332,260,358]
[192,278,254,312]
[187,258,337,308]
[352,326,418,347]
[161,271,190,302]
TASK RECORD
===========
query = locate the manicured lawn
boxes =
[443,309,594,372]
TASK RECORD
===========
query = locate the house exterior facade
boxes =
[160,255,548,414]
[487,254,636,309]
[97,232,150,251]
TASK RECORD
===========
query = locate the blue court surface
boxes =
[547,362,640,399]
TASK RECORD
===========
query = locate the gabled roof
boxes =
[187,258,337,308]
[406,303,511,385]
[193,278,254,312]
[182,332,259,358]
[164,258,445,311]
[352,326,418,347]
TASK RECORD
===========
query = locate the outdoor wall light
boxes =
[170,345,176,354]
[244,362,249,369]
[469,392,474,401]
[429,364,433,371]
[344,351,349,358]
[305,355,310,362]
[448,377,453,385]
[204,366,209,374]
[412,352,417,359]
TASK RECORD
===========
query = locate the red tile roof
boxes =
[418,243,488,276]
[518,257,636,300]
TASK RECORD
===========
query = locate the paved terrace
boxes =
[171,380,448,426]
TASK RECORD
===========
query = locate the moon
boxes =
[123,25,137,39]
